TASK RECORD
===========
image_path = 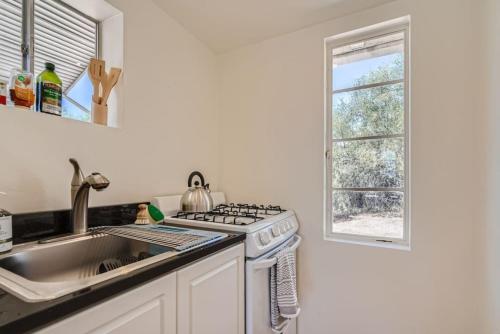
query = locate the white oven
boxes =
[246,235,301,334]
[152,194,302,334]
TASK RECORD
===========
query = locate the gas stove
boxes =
[152,193,299,258]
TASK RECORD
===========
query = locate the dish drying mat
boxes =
[91,224,228,252]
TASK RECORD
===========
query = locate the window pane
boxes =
[333,138,404,188]
[333,82,404,139]
[62,97,90,122]
[67,71,93,111]
[332,190,404,239]
[332,32,404,91]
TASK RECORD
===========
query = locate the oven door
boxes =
[246,235,301,334]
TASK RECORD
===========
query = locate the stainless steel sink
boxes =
[0,233,177,302]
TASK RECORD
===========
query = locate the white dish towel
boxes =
[270,245,300,333]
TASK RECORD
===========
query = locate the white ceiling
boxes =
[152,0,395,53]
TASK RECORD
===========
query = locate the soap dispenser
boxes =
[0,192,12,253]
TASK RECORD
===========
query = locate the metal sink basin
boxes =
[0,233,177,302]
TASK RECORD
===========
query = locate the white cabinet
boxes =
[38,244,245,334]
[38,273,177,334]
[177,244,245,334]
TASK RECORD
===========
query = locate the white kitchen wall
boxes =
[485,0,500,331]
[218,0,488,332]
[0,0,219,213]
[0,0,496,332]
[100,12,124,127]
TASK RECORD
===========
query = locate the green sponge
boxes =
[148,204,164,222]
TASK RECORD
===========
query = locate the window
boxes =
[324,19,410,248]
[0,0,98,122]
[35,0,97,122]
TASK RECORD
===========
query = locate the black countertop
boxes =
[0,204,246,334]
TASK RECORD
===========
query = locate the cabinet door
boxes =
[177,244,245,334]
[38,273,176,334]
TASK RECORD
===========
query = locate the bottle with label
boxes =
[9,69,35,108]
[36,62,62,116]
[0,193,12,253]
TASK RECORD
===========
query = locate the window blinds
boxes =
[0,0,97,89]
[332,32,404,66]
[34,0,97,91]
[0,0,22,82]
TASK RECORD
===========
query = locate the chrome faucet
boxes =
[69,159,110,234]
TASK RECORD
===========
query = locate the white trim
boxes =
[333,133,404,143]
[332,187,404,192]
[332,78,404,94]
[323,17,411,249]
[325,234,411,251]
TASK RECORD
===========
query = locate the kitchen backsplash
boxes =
[12,203,145,244]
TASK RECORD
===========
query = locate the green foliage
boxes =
[332,55,405,219]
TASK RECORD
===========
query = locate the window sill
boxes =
[0,105,115,129]
[324,233,411,251]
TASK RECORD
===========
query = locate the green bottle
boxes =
[36,62,62,116]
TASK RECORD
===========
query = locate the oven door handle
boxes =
[251,235,302,270]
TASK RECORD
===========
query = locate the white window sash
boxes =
[333,133,404,143]
[332,78,404,95]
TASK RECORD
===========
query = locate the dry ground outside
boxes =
[332,213,403,239]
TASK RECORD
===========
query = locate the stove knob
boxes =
[271,225,281,237]
[259,231,271,245]
[280,221,289,233]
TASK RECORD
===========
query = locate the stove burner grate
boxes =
[172,203,285,225]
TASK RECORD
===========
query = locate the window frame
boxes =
[324,18,411,250]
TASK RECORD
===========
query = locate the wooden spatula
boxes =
[88,58,105,104]
[100,67,121,106]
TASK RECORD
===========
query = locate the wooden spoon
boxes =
[100,67,122,106]
[88,58,105,104]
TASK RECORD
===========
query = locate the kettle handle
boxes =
[188,171,205,187]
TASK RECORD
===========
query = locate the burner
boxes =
[215,203,285,216]
[171,203,285,225]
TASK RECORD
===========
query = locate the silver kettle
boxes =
[180,171,213,212]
